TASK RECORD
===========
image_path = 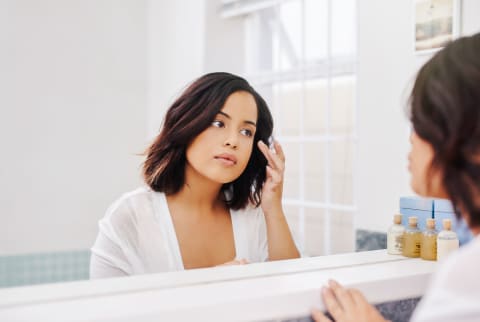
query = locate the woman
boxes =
[90,72,300,278]
[313,33,480,322]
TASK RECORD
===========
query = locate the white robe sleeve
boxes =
[89,198,138,278]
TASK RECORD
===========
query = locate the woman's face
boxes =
[185,91,258,185]
[408,131,447,198]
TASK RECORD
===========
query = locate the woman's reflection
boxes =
[90,72,299,278]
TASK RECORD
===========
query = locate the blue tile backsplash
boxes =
[356,229,387,251]
[0,250,90,288]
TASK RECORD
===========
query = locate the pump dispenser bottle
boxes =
[421,218,438,260]
[437,219,459,261]
[403,216,421,257]
[387,214,405,255]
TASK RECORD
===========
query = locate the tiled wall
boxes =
[0,250,90,288]
[356,229,387,252]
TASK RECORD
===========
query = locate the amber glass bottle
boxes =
[402,216,421,258]
[421,218,437,261]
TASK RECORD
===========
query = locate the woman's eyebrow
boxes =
[218,111,257,127]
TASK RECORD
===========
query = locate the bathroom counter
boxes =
[0,250,437,321]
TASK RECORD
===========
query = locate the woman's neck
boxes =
[169,164,225,215]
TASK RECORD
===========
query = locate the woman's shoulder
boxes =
[431,235,480,289]
[103,186,165,223]
[411,236,480,322]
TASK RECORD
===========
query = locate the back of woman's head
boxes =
[143,72,273,210]
[410,33,480,227]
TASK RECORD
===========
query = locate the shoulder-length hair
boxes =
[409,33,480,227]
[143,72,273,210]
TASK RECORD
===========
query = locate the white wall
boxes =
[146,0,206,138]
[0,0,147,255]
[146,0,244,138]
[0,0,245,255]
[356,0,480,232]
[204,0,245,75]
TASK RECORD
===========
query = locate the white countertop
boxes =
[0,250,437,322]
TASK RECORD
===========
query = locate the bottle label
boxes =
[414,241,421,255]
[387,232,404,255]
[394,235,403,251]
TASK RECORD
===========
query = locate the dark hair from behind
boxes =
[409,33,480,227]
[143,72,273,210]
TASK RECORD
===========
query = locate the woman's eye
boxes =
[212,120,224,128]
[240,129,253,137]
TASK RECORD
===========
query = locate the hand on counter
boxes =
[312,279,389,322]
[217,258,249,266]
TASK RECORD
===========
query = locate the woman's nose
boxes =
[224,132,239,149]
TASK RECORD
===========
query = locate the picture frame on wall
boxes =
[414,0,461,54]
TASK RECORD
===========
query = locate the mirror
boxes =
[5,0,476,288]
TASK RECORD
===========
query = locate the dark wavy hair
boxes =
[143,72,273,210]
[409,33,480,227]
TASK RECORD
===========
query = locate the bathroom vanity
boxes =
[0,250,437,321]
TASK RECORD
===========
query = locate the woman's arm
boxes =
[258,140,300,260]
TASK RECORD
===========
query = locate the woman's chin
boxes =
[410,181,428,197]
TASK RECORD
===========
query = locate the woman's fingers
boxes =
[257,140,285,172]
[311,309,333,322]
[321,286,345,320]
[272,140,285,162]
[319,281,388,322]
[328,280,355,310]
[265,165,282,184]
[257,141,275,167]
[217,258,249,266]
[350,288,368,306]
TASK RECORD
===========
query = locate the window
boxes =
[222,0,357,255]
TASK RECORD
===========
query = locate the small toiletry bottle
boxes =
[437,219,459,261]
[387,214,405,255]
[421,218,437,261]
[402,216,421,258]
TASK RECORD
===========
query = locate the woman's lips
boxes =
[214,153,237,166]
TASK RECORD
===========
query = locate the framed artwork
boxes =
[414,0,461,54]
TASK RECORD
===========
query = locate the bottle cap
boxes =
[442,219,452,230]
[394,214,402,224]
[408,216,418,226]
[426,218,435,229]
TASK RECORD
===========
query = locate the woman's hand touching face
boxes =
[257,140,285,216]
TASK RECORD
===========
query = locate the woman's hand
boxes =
[257,139,299,260]
[216,258,249,266]
[312,280,388,322]
[257,140,285,216]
